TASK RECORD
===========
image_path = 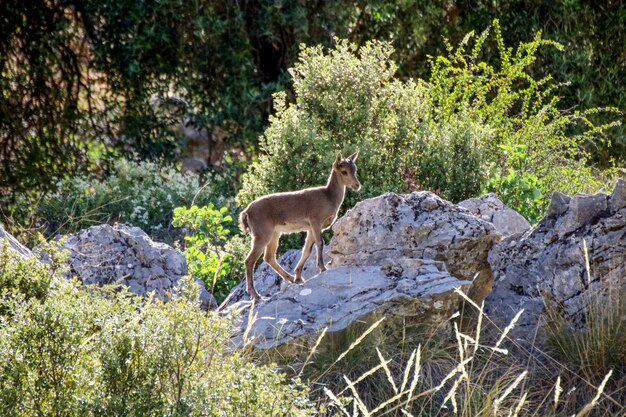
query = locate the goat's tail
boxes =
[239,210,250,234]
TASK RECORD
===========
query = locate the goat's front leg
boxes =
[264,232,297,283]
[311,226,326,273]
[294,231,315,284]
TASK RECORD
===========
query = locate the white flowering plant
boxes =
[36,158,227,240]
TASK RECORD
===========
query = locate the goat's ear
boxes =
[335,152,343,165]
[348,149,359,162]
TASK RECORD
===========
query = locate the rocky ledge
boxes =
[485,179,626,340]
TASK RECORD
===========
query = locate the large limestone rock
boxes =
[62,223,217,309]
[458,193,531,238]
[223,191,501,352]
[330,192,500,300]
[486,181,626,339]
[0,224,32,259]
[224,259,471,352]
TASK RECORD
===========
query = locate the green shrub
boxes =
[484,144,544,224]
[172,204,246,303]
[0,275,313,417]
[36,158,226,240]
[237,22,618,225]
[0,238,67,313]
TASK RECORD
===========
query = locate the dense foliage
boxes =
[1,0,623,200]
[0,239,60,314]
[0,245,313,417]
[238,24,617,218]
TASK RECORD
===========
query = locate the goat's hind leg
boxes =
[244,236,267,301]
[264,232,297,284]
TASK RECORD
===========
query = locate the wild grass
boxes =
[262,279,626,417]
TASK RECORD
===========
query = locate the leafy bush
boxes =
[172,204,246,303]
[484,144,544,224]
[0,274,313,417]
[0,238,67,313]
[237,22,618,224]
[35,158,226,240]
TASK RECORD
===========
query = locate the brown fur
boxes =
[240,151,361,300]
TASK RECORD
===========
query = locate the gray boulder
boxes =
[458,193,531,238]
[485,183,626,340]
[62,223,217,310]
[330,192,500,301]
[224,259,471,353]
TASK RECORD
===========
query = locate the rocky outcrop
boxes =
[459,193,531,238]
[61,224,217,309]
[0,224,32,259]
[224,259,471,353]
[485,180,626,339]
[330,192,500,301]
[225,191,501,352]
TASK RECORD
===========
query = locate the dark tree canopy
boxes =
[1,0,624,198]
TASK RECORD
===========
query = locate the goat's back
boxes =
[243,187,334,234]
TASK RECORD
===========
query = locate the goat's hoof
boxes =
[252,295,268,303]
[293,276,305,285]
[318,265,327,273]
[248,291,267,303]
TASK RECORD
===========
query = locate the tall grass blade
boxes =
[493,370,528,413]
[400,349,416,393]
[575,369,613,417]
[324,387,351,417]
[343,375,370,416]
[297,326,328,377]
[495,309,524,349]
[242,298,258,346]
[331,317,385,368]
[377,347,398,394]
[553,375,562,412]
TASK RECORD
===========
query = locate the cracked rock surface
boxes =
[224,260,471,352]
[485,180,626,340]
[61,223,216,310]
[0,224,32,259]
[221,246,330,307]
[330,191,500,300]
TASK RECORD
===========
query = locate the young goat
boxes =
[239,151,361,300]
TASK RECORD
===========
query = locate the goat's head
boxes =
[333,150,361,191]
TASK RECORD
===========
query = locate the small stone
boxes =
[554,193,607,237]
[459,194,529,237]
